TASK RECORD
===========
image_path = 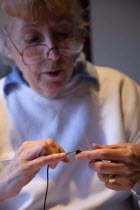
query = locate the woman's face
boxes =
[6,17,75,98]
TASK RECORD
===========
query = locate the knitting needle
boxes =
[66,150,82,155]
[0,159,11,162]
[0,150,82,162]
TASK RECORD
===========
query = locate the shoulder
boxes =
[87,64,140,142]
[88,63,137,84]
[86,63,140,94]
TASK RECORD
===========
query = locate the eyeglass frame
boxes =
[3,28,85,65]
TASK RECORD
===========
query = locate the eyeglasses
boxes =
[3,28,84,65]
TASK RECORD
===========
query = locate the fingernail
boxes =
[54,152,66,157]
[92,144,102,149]
[59,152,66,156]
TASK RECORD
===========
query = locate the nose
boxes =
[45,33,60,61]
[47,47,60,61]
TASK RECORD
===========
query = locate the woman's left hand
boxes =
[76,143,140,191]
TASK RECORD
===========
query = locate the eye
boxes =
[24,37,41,44]
[23,31,43,45]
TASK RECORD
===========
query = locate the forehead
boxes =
[7,16,72,35]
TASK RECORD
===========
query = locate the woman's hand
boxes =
[76,143,140,191]
[0,139,69,200]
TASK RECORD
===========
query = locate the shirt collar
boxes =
[4,53,98,96]
[4,64,28,96]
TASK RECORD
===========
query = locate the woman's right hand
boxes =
[0,139,69,200]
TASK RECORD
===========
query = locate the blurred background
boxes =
[0,0,140,84]
[82,0,140,84]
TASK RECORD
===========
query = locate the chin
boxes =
[37,83,66,99]
[42,91,61,99]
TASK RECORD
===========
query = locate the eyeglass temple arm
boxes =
[3,28,22,56]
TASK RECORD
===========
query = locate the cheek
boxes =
[65,56,74,65]
[12,54,40,84]
[63,56,74,71]
[9,47,24,68]
[21,65,40,83]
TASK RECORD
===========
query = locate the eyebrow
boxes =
[18,27,43,41]
[19,23,41,33]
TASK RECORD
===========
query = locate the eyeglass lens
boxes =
[23,37,83,65]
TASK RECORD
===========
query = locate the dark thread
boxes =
[43,165,49,210]
[43,150,82,209]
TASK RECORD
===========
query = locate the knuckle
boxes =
[39,156,49,165]
[125,167,133,176]
[99,150,109,160]
[88,161,94,170]
[126,149,135,162]
[46,138,55,145]
[96,162,105,172]
[41,141,49,150]
[20,141,30,149]
[97,173,104,180]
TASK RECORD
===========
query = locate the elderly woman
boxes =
[0,0,140,209]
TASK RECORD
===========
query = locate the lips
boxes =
[46,70,62,76]
[41,69,63,79]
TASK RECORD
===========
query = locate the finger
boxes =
[58,148,70,163]
[36,139,61,156]
[61,157,70,163]
[76,149,135,163]
[28,153,67,170]
[92,143,128,150]
[36,140,57,156]
[56,148,70,163]
[105,182,133,191]
[88,161,131,175]
[93,143,140,150]
[49,163,58,169]
[97,173,139,186]
[41,139,70,163]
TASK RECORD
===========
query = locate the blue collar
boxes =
[4,53,98,96]
[4,64,28,96]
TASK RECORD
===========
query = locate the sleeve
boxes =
[121,76,140,144]
[121,77,140,204]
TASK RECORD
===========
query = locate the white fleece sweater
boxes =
[0,60,140,210]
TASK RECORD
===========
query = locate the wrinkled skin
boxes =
[0,139,69,200]
[1,15,75,201]
[76,143,140,191]
[5,18,75,99]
